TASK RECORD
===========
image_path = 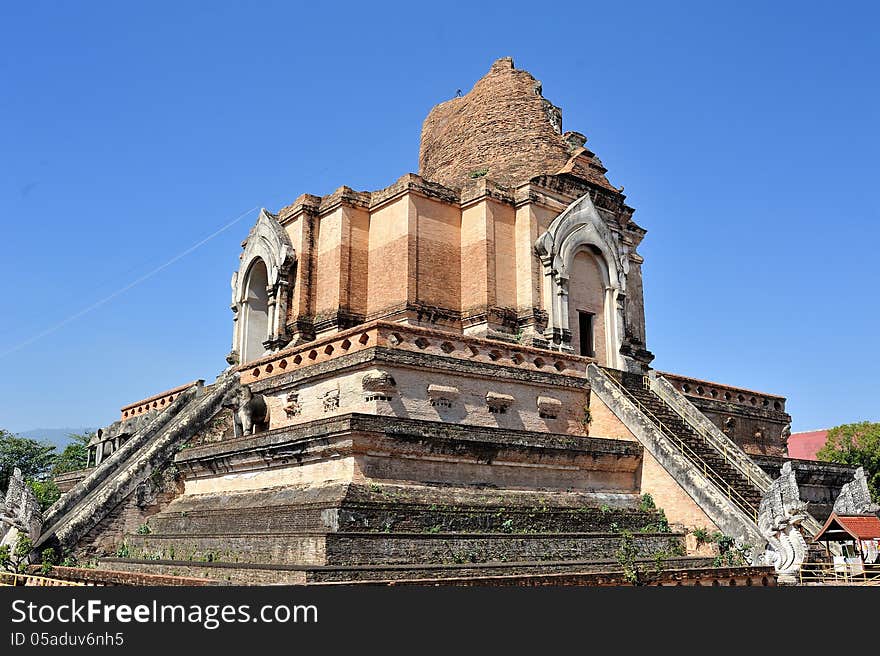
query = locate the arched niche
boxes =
[567,246,611,365]
[241,258,269,362]
[534,192,628,369]
[230,209,296,365]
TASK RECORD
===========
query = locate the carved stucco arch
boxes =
[535,193,627,369]
[229,209,296,364]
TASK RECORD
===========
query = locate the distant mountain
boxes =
[16,428,96,451]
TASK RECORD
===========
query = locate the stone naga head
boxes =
[833,466,880,515]
[0,467,43,545]
[757,461,808,580]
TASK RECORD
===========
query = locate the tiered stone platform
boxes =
[106,480,686,583]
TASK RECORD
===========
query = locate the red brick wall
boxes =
[419,58,572,189]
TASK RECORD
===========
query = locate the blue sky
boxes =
[1,1,877,434]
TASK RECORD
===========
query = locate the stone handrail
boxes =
[588,364,763,548]
[648,372,823,538]
[37,373,238,550]
[649,373,774,492]
[41,383,203,534]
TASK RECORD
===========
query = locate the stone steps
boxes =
[613,371,763,510]
[37,372,239,553]
[146,503,664,536]
[123,530,686,567]
[99,554,716,585]
[323,531,686,566]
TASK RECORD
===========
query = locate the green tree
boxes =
[817,421,880,502]
[0,429,83,511]
[0,534,34,574]
[0,430,56,491]
[51,432,92,476]
[28,479,61,510]
[615,529,642,585]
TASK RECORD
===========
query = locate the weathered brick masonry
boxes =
[41,57,839,587]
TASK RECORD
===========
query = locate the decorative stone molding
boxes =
[282,391,301,418]
[239,321,590,386]
[662,372,787,413]
[322,388,340,413]
[833,467,880,515]
[427,384,459,408]
[230,209,296,363]
[120,380,200,420]
[362,371,396,402]
[534,192,625,368]
[362,372,396,393]
[537,395,563,419]
[486,392,515,415]
[427,384,459,400]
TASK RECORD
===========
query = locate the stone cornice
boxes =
[277,194,321,223]
[687,396,791,424]
[317,186,371,214]
[659,371,786,402]
[238,319,594,387]
[246,345,590,396]
[368,173,460,211]
[513,184,572,212]
[459,178,515,208]
[120,380,204,421]
[175,412,641,467]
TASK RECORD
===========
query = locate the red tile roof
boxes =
[836,515,880,540]
[815,513,880,541]
[787,430,828,461]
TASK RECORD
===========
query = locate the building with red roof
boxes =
[815,514,880,543]
[788,429,829,461]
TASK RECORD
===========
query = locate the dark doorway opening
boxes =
[578,311,595,357]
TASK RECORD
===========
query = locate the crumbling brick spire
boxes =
[419,57,617,191]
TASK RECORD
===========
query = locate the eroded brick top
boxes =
[419,57,616,191]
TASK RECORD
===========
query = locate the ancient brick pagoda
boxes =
[31,58,862,586]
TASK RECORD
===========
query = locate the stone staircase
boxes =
[589,364,766,546]
[588,364,824,553]
[99,555,721,585]
[609,369,764,518]
[96,482,691,584]
[35,371,240,553]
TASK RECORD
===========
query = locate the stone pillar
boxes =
[265,279,291,350]
[264,284,277,351]
[227,303,240,365]
[541,261,574,352]
[604,285,617,368]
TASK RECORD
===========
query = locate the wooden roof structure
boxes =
[813,513,880,542]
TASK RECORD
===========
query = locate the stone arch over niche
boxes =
[241,258,269,363]
[567,246,611,365]
[230,209,296,365]
[535,193,627,369]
